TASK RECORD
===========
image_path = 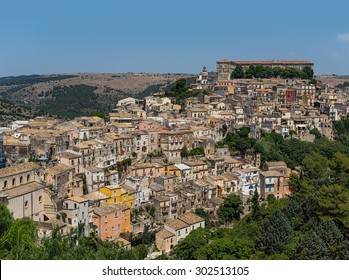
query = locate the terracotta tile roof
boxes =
[45,163,73,176]
[82,191,110,201]
[153,195,170,202]
[85,166,104,173]
[121,184,137,194]
[157,229,175,239]
[260,171,283,177]
[3,181,46,198]
[65,196,89,203]
[93,204,122,216]
[178,212,204,225]
[0,162,40,178]
[167,219,188,230]
[264,161,287,167]
[60,151,81,159]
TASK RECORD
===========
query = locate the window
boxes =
[4,181,7,189]
[74,203,77,209]
[25,201,29,208]
[39,196,42,204]
[115,212,118,218]
[12,178,15,187]
[20,176,23,184]
[112,226,115,231]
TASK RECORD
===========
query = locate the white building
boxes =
[61,196,91,236]
[236,167,260,195]
[84,166,105,192]
[174,163,193,183]
[124,176,150,206]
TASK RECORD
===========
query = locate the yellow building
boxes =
[99,185,121,204]
[207,116,222,126]
[98,185,133,234]
[166,165,181,177]
[172,104,182,111]
[120,184,136,208]
[99,184,136,208]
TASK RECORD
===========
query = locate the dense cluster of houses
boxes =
[0,61,348,253]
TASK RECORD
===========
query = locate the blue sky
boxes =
[0,0,348,76]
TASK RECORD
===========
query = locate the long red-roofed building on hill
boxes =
[217,59,314,81]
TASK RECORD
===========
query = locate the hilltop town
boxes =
[1,58,349,258]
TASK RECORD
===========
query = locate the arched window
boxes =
[4,181,7,189]
[27,174,30,182]
[20,176,23,184]
[12,178,16,187]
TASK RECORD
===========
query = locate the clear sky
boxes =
[1,0,349,77]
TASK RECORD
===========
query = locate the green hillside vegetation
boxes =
[216,124,349,169]
[163,78,206,104]
[39,84,113,119]
[0,75,77,86]
[0,98,41,125]
[135,83,168,99]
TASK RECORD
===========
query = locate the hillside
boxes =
[0,73,193,120]
[317,75,349,87]
[0,99,41,126]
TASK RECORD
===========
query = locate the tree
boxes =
[194,208,210,228]
[296,229,328,259]
[316,184,349,228]
[196,237,255,260]
[173,78,188,93]
[90,112,105,120]
[230,65,245,79]
[82,174,88,195]
[329,152,349,186]
[310,128,322,139]
[0,218,39,259]
[295,220,349,259]
[0,203,14,237]
[180,146,189,158]
[302,152,329,184]
[251,189,261,221]
[245,65,256,78]
[218,194,244,223]
[302,66,314,80]
[174,228,210,260]
[259,209,293,255]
